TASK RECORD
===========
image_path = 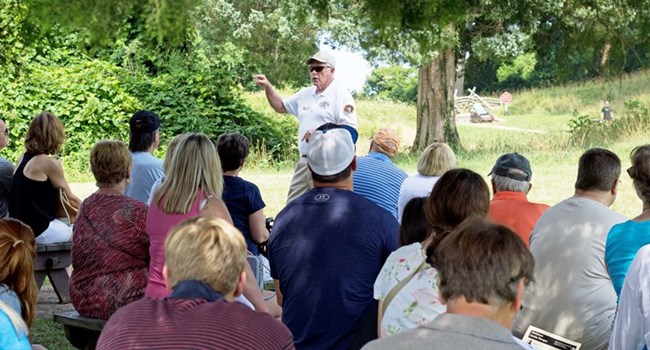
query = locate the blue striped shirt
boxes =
[353,152,408,218]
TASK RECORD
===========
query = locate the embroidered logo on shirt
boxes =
[314,193,330,202]
[302,105,310,111]
[319,101,330,109]
[344,104,355,113]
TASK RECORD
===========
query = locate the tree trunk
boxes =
[413,46,461,151]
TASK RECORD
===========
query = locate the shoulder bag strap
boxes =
[381,259,430,316]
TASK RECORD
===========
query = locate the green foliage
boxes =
[362,65,417,103]
[496,53,537,82]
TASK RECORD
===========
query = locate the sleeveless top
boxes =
[9,153,58,236]
[144,191,207,298]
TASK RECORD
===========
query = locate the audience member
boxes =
[513,148,626,349]
[145,133,267,312]
[397,142,456,221]
[0,301,30,349]
[363,218,535,349]
[146,133,187,205]
[9,111,80,244]
[124,110,164,203]
[269,126,399,349]
[374,168,490,337]
[70,140,149,319]
[353,128,407,218]
[0,119,13,218]
[487,153,549,246]
[216,132,269,255]
[609,244,650,350]
[97,217,294,350]
[254,50,358,203]
[606,145,650,297]
[0,219,37,329]
[397,197,427,246]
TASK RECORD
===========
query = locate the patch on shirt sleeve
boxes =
[344,104,355,113]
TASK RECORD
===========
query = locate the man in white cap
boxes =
[253,50,358,203]
[269,124,398,350]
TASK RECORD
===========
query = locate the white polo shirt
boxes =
[283,80,357,155]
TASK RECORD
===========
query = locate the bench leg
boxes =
[35,271,47,290]
[49,270,71,304]
[64,325,101,350]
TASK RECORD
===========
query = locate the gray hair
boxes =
[492,174,529,193]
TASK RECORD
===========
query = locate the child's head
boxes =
[0,219,37,327]
[216,133,250,172]
[399,197,429,246]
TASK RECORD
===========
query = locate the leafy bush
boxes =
[362,65,417,103]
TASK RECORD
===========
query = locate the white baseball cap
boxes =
[306,50,336,68]
[307,128,355,176]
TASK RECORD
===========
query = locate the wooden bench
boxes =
[53,311,106,350]
[35,242,72,303]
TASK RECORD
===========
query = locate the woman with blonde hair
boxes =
[0,218,37,329]
[70,140,149,319]
[145,133,268,312]
[397,142,456,221]
[9,111,81,244]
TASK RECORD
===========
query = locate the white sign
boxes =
[522,326,581,350]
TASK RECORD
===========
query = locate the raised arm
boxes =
[253,74,287,114]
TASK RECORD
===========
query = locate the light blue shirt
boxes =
[605,219,650,297]
[353,152,407,219]
[0,308,30,349]
[125,152,164,203]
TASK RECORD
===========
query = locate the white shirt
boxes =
[397,174,440,222]
[609,244,650,350]
[513,196,626,349]
[283,80,357,155]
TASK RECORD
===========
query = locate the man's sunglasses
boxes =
[309,65,331,73]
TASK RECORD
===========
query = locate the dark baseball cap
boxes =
[130,110,161,133]
[489,153,532,182]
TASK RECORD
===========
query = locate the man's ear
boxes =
[526,182,532,195]
[512,279,526,313]
[490,178,497,195]
[233,270,246,298]
[163,265,172,291]
[351,156,357,171]
[611,177,620,195]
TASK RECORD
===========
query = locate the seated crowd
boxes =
[3,106,650,350]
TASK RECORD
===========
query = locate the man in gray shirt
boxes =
[0,119,14,217]
[363,218,534,350]
[124,110,163,203]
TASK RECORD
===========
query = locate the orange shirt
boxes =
[488,191,549,247]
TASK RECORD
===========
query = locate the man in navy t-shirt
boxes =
[269,125,399,350]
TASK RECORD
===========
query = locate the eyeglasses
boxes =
[309,65,331,73]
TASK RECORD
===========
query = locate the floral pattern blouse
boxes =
[373,242,446,337]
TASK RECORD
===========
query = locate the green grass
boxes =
[32,317,75,350]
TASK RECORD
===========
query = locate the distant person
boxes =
[353,128,407,218]
[144,133,268,313]
[70,140,149,320]
[254,50,358,203]
[0,219,37,329]
[601,100,614,122]
[216,132,269,255]
[269,125,398,349]
[9,111,81,244]
[97,217,294,350]
[487,153,549,246]
[609,244,650,350]
[374,169,490,337]
[124,110,164,203]
[513,148,626,349]
[0,119,13,218]
[363,218,535,349]
[606,145,650,297]
[397,142,456,222]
